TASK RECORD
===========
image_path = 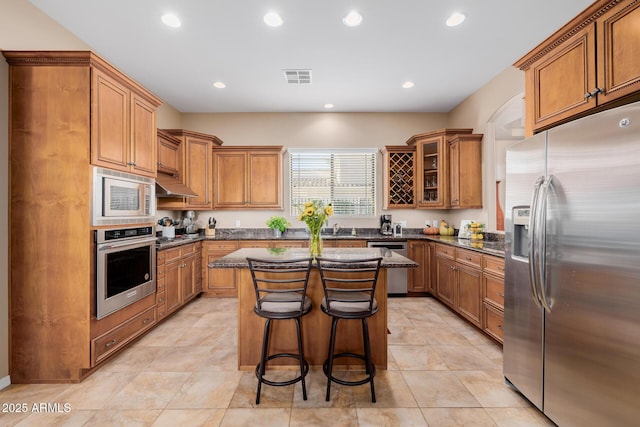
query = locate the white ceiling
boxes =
[29,0,593,113]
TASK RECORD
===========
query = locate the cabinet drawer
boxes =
[273,240,307,248]
[483,256,505,278]
[157,303,167,319]
[239,240,271,248]
[92,306,156,365]
[456,248,482,268]
[156,290,166,306]
[180,242,198,256]
[156,277,166,292]
[205,241,239,251]
[483,304,504,343]
[435,243,455,259]
[162,247,182,262]
[483,274,504,309]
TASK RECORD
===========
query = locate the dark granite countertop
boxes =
[157,227,505,257]
[208,247,419,269]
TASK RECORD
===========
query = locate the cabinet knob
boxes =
[104,339,117,348]
[157,161,163,166]
[497,292,504,297]
[584,87,604,99]
[142,318,151,324]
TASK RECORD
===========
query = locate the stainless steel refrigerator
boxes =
[504,101,640,427]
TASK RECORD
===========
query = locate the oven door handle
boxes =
[98,237,157,251]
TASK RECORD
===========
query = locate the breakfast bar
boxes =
[209,247,418,370]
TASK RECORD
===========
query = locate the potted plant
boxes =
[266,216,291,238]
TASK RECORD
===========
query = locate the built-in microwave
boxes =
[92,166,156,226]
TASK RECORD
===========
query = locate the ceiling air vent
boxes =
[283,69,312,85]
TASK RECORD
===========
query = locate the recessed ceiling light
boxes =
[343,11,363,27]
[264,11,283,27]
[324,103,335,109]
[446,12,466,27]
[402,81,415,89]
[213,82,226,89]
[161,13,181,28]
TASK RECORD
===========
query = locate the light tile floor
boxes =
[0,297,555,426]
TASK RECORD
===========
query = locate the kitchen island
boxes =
[209,247,418,370]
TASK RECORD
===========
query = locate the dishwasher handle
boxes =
[367,242,407,250]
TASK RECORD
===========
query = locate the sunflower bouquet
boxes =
[297,200,333,256]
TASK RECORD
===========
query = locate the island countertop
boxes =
[208,247,419,269]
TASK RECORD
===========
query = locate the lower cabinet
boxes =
[203,241,239,297]
[434,243,503,341]
[157,242,203,321]
[408,240,431,293]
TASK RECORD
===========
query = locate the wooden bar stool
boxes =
[316,257,382,403]
[247,257,313,404]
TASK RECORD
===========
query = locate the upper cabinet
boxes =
[91,66,161,177]
[212,146,284,209]
[381,146,416,209]
[405,129,482,209]
[156,130,182,176]
[157,129,223,210]
[515,0,640,135]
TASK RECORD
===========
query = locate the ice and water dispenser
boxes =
[512,207,531,259]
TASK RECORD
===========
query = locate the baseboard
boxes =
[0,375,10,390]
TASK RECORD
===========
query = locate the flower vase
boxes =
[309,229,323,257]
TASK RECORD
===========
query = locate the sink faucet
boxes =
[333,223,340,235]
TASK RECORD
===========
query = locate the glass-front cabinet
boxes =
[407,129,469,208]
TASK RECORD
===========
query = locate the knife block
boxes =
[205,227,216,237]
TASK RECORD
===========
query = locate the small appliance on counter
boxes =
[380,214,392,235]
[182,210,198,236]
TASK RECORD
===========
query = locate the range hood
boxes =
[155,173,198,198]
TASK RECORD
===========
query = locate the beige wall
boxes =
[179,112,452,231]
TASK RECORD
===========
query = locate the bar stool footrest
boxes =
[323,352,376,387]
[256,353,310,387]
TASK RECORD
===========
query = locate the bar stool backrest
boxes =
[247,257,313,317]
[316,257,383,317]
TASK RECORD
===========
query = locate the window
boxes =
[290,149,377,217]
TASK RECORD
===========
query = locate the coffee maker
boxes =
[380,214,392,235]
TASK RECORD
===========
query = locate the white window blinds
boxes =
[290,149,377,217]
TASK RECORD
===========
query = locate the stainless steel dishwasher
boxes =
[366,241,408,295]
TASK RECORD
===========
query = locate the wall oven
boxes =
[92,166,155,226]
[95,226,156,319]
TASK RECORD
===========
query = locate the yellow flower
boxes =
[298,214,304,221]
[324,206,333,216]
[304,207,314,216]
[303,201,314,208]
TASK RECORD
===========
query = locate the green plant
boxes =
[266,216,291,233]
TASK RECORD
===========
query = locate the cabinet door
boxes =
[247,151,282,208]
[157,132,181,176]
[456,263,482,327]
[383,147,416,209]
[204,241,238,297]
[427,242,437,294]
[597,1,640,105]
[417,136,446,208]
[408,240,428,293]
[165,260,181,315]
[181,254,197,303]
[449,139,461,208]
[527,23,597,133]
[129,93,157,177]
[184,136,212,209]
[92,69,129,171]
[213,151,247,208]
[435,256,456,308]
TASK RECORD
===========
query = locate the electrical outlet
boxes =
[235,220,241,227]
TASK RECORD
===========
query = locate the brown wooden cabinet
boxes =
[156,129,182,176]
[157,129,223,210]
[405,129,482,209]
[515,0,640,134]
[212,146,284,209]
[482,256,505,343]
[435,244,483,328]
[203,241,239,297]
[91,68,160,178]
[3,50,161,383]
[157,242,202,321]
[382,146,416,208]
[407,240,430,293]
[448,133,483,209]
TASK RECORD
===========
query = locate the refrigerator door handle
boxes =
[537,175,554,312]
[528,176,545,308]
